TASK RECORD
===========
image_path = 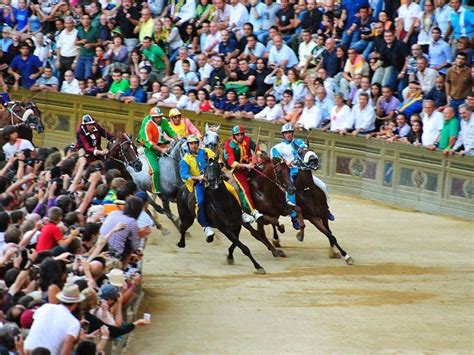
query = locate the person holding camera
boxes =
[35,206,78,252]
[74,114,116,163]
[2,125,35,160]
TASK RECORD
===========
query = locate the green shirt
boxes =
[77,26,101,57]
[109,79,130,95]
[138,115,177,150]
[142,44,166,70]
[439,117,460,150]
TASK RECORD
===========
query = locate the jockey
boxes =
[271,123,335,222]
[138,106,177,193]
[179,135,216,240]
[75,115,115,163]
[168,108,201,138]
[223,125,263,222]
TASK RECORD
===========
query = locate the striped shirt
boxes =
[99,210,140,255]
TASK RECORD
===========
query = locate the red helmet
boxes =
[231,125,245,135]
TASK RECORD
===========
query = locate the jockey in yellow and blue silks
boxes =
[180,135,216,239]
[271,123,335,226]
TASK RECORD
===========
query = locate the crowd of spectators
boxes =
[1,0,473,154]
[0,124,153,353]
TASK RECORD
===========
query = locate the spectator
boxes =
[387,113,412,142]
[421,99,444,147]
[329,93,351,133]
[425,75,448,109]
[254,58,272,97]
[2,125,35,160]
[268,35,298,69]
[428,27,451,75]
[196,53,213,91]
[445,0,473,44]
[275,0,295,43]
[450,104,474,157]
[203,22,222,55]
[299,0,322,35]
[341,47,369,100]
[254,94,284,122]
[417,1,437,53]
[400,119,423,146]
[397,81,424,117]
[8,42,43,90]
[397,0,421,45]
[196,88,214,114]
[352,76,372,106]
[30,65,59,93]
[319,38,340,79]
[315,87,335,124]
[240,34,267,68]
[36,207,76,252]
[346,6,376,60]
[226,58,256,95]
[264,67,289,101]
[376,85,401,128]
[255,0,280,43]
[141,36,170,82]
[429,106,459,152]
[208,55,227,91]
[114,0,140,52]
[445,52,472,112]
[55,16,78,83]
[121,75,146,104]
[296,94,322,130]
[134,8,154,43]
[406,44,429,83]
[344,93,376,136]
[434,0,452,36]
[75,14,102,81]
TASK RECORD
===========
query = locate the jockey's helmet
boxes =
[81,114,95,125]
[281,123,295,134]
[150,107,163,117]
[231,125,245,135]
[186,135,200,145]
[169,108,181,118]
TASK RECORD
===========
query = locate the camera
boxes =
[66,254,75,262]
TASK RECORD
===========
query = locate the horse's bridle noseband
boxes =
[108,136,141,169]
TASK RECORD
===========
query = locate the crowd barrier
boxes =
[12,89,474,220]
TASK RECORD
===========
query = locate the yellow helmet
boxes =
[150,107,163,117]
[169,108,181,118]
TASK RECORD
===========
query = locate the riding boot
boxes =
[328,210,336,221]
[251,210,263,221]
[203,226,215,243]
[290,210,300,230]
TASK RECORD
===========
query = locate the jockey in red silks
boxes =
[75,114,115,163]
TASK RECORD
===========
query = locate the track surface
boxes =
[125,194,474,354]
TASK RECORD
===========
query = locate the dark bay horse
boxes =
[249,154,306,257]
[106,132,143,177]
[292,149,354,265]
[0,101,44,146]
[176,156,266,273]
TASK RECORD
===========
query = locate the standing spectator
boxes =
[8,42,43,90]
[428,27,451,75]
[445,52,472,112]
[61,70,81,95]
[430,106,459,152]
[421,99,444,146]
[344,93,376,136]
[2,125,34,159]
[75,14,102,81]
[228,0,249,33]
[296,95,323,130]
[425,75,448,109]
[141,36,170,81]
[134,8,154,43]
[275,0,295,44]
[114,0,141,52]
[208,55,227,90]
[417,1,437,53]
[255,0,280,43]
[104,70,129,100]
[346,6,376,60]
[36,207,76,252]
[264,67,289,101]
[397,0,422,45]
[197,88,214,114]
[445,0,473,45]
[434,0,452,36]
[376,85,401,127]
[203,22,222,55]
[341,47,369,100]
[56,16,78,83]
[248,0,266,34]
[451,104,474,156]
[387,113,412,142]
[24,284,84,354]
[298,0,322,35]
[121,75,146,104]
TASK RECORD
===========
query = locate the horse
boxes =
[289,148,354,265]
[203,123,221,152]
[106,132,143,177]
[0,101,44,146]
[176,156,266,273]
[249,154,306,257]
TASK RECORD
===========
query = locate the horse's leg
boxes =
[227,243,237,264]
[309,216,354,265]
[222,230,265,274]
[160,198,181,231]
[243,220,285,257]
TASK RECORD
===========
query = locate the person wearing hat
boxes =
[168,108,201,139]
[24,284,84,354]
[2,125,35,160]
[223,125,264,222]
[137,107,177,193]
[271,123,335,226]
[74,114,116,163]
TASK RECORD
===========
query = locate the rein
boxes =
[251,164,285,190]
[7,103,27,126]
[108,137,139,167]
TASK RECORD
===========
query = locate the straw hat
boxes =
[107,269,125,288]
[56,284,86,303]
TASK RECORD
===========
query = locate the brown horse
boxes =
[249,154,306,257]
[292,148,354,264]
[0,101,44,146]
[105,132,143,179]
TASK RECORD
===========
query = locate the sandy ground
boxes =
[124,194,474,354]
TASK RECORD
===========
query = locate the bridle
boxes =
[204,159,222,190]
[108,134,141,169]
[251,158,287,191]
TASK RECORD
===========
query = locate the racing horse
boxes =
[0,101,44,146]
[250,154,306,257]
[176,156,266,273]
[289,148,354,265]
[106,132,143,177]
[203,123,221,152]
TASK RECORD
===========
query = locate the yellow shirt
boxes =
[138,18,155,42]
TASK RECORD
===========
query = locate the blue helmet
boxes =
[281,123,294,134]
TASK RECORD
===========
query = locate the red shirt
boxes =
[36,222,64,252]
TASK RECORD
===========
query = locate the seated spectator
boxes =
[120,75,146,104]
[223,90,239,118]
[399,119,423,146]
[366,120,397,140]
[352,76,372,106]
[421,99,444,147]
[264,67,289,101]
[208,55,227,91]
[240,34,267,68]
[328,93,351,133]
[226,58,256,95]
[228,93,260,120]
[185,89,200,111]
[295,95,322,130]
[387,113,412,142]
[343,93,376,136]
[450,104,474,157]
[219,30,239,62]
[61,70,81,95]
[105,69,130,100]
[287,68,306,102]
[30,65,59,92]
[425,75,447,110]
[268,35,298,69]
[297,29,317,72]
[196,88,214,114]
[254,94,284,122]
[179,60,199,92]
[203,22,222,55]
[340,47,369,100]
[453,37,472,66]
[315,87,335,124]
[397,81,424,118]
[280,90,296,119]
[428,106,459,152]
[210,83,227,114]
[151,85,177,107]
[414,56,437,96]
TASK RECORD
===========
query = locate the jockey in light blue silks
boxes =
[270,123,335,222]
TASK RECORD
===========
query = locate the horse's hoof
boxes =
[275,249,286,258]
[345,255,355,265]
[277,224,285,233]
[177,241,186,248]
[206,235,214,243]
[255,267,266,274]
[272,239,281,248]
[227,257,234,265]
[296,231,304,242]
[329,248,341,259]
[161,228,171,236]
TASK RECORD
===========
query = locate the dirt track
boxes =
[124,194,474,354]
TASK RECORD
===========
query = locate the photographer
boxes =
[35,207,78,253]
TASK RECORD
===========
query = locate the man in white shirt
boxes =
[450,104,474,156]
[240,34,267,68]
[55,16,78,81]
[164,48,197,86]
[24,284,83,354]
[229,0,249,33]
[296,95,322,130]
[416,57,437,95]
[268,35,298,69]
[397,0,422,44]
[345,93,376,136]
[254,95,283,122]
[297,30,316,70]
[421,99,444,146]
[213,0,232,30]
[173,0,196,26]
[204,22,222,55]
[196,53,213,90]
[60,70,81,94]
[2,125,35,159]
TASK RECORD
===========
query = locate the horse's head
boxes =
[272,157,295,195]
[203,123,221,152]
[297,148,320,171]
[204,156,222,190]
[108,133,143,172]
[21,101,44,133]
[168,138,188,160]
